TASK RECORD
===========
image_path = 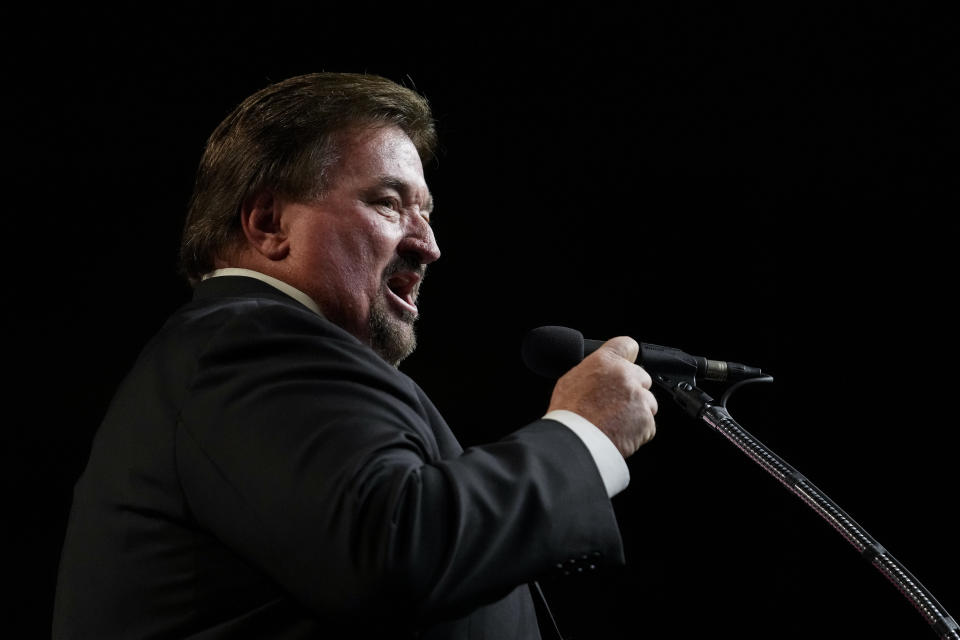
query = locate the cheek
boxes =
[306,215,401,293]
[359,220,403,272]
[329,236,392,292]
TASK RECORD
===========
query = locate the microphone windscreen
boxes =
[521,326,585,378]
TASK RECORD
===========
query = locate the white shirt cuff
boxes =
[543,409,630,498]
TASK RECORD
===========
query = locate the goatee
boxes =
[370,255,427,366]
[369,299,418,367]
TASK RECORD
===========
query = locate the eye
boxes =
[372,197,405,217]
[375,198,399,210]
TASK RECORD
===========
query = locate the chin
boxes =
[368,304,418,366]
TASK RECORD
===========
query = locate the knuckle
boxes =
[636,366,653,389]
[646,390,659,415]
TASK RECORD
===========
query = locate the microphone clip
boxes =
[652,376,716,419]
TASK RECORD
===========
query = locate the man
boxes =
[53,72,658,639]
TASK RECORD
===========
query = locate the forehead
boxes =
[333,126,426,185]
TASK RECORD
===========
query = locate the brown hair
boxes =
[178,72,437,283]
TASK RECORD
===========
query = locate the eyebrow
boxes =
[374,176,435,215]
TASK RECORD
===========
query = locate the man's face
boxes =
[278,125,440,365]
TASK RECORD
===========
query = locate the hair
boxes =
[178,72,437,283]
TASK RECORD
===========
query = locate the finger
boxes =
[634,365,653,389]
[599,336,639,364]
[644,388,659,415]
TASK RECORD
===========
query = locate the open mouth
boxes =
[385,271,421,315]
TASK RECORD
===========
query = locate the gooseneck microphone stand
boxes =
[656,371,959,640]
[521,325,957,637]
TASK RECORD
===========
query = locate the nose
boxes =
[399,213,441,266]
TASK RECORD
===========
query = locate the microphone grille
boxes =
[521,326,585,378]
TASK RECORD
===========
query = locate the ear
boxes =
[239,190,290,261]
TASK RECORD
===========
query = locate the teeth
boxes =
[388,274,413,292]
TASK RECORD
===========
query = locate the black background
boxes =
[8,5,957,638]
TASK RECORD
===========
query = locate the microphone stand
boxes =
[653,372,959,640]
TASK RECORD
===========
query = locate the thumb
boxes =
[598,336,640,364]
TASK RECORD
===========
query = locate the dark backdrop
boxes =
[9,5,956,638]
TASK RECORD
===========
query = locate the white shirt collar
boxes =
[201,268,323,316]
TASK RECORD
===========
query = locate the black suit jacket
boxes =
[53,276,625,638]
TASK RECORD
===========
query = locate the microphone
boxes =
[522,325,765,382]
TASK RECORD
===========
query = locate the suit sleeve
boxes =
[174,304,624,626]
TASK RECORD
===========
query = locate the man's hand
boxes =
[547,336,658,458]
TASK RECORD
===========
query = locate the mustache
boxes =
[383,254,428,281]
